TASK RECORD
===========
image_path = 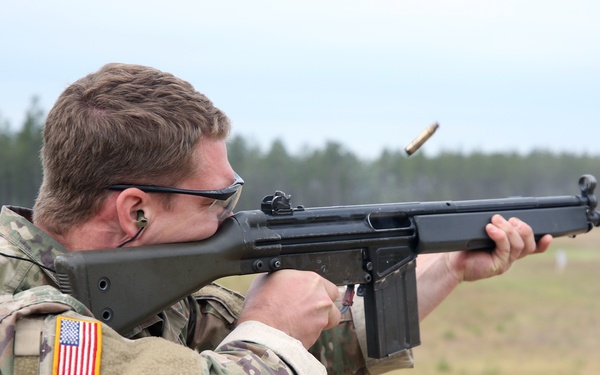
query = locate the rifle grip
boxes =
[362,258,421,358]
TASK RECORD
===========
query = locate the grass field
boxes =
[403,230,600,375]
[217,229,600,375]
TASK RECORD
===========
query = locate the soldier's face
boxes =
[140,138,238,245]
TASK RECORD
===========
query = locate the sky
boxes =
[1,0,599,160]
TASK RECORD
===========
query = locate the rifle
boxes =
[54,174,600,359]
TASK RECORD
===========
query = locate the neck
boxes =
[37,199,128,252]
[48,223,126,252]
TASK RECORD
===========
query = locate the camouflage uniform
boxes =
[0,206,413,374]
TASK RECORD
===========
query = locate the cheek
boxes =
[194,219,220,241]
[152,203,220,243]
[184,209,221,242]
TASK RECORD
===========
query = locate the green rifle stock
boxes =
[54,174,600,359]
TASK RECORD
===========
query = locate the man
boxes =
[0,63,552,374]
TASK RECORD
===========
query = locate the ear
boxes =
[114,188,151,238]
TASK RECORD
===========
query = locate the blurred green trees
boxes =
[0,97,44,207]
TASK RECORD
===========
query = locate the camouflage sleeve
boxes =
[219,321,327,374]
[191,284,415,374]
[192,284,369,373]
[2,286,322,375]
[193,285,327,373]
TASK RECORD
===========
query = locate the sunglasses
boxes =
[107,172,244,220]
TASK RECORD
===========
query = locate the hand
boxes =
[238,270,341,349]
[448,214,553,282]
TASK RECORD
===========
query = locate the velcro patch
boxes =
[52,316,102,375]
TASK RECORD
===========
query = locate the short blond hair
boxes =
[34,63,231,234]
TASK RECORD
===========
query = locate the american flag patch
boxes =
[52,316,102,375]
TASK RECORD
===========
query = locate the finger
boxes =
[322,278,340,302]
[326,303,342,329]
[493,214,526,263]
[485,215,512,264]
[507,217,537,259]
[314,276,341,329]
[536,234,553,254]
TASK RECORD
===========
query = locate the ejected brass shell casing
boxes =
[404,123,439,156]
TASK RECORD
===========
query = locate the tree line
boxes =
[2,100,599,210]
[228,137,600,211]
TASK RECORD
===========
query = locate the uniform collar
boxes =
[0,205,68,291]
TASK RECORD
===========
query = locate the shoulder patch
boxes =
[52,316,102,375]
